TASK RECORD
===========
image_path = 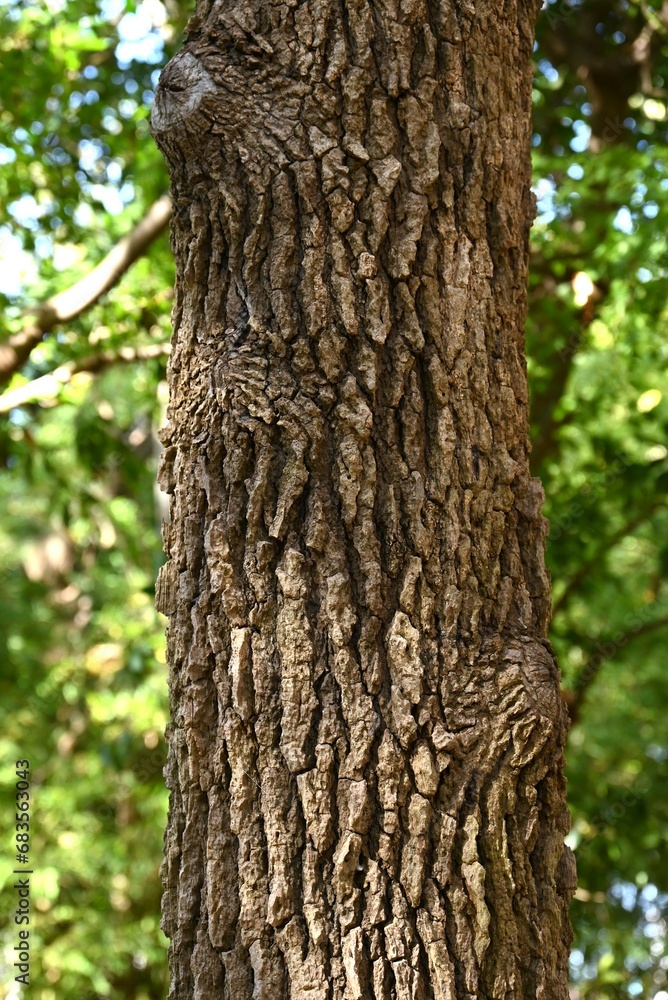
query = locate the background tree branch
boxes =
[0,194,172,390]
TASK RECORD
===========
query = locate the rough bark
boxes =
[151,2,575,997]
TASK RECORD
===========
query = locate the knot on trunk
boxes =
[151,51,217,134]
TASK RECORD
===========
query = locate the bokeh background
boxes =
[0,1,667,997]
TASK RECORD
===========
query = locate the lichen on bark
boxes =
[152,1,575,997]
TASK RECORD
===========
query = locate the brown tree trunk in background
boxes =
[151,1,575,997]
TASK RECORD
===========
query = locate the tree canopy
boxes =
[0,1,667,997]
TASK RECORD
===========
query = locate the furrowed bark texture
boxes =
[152,1,575,997]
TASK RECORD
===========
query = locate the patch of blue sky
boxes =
[537,58,559,84]
[116,33,164,67]
[613,207,634,234]
[570,121,591,153]
[78,138,105,173]
[9,195,47,230]
[0,227,38,297]
[89,183,125,215]
[115,2,166,68]
[532,176,557,225]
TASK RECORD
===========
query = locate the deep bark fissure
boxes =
[152,1,575,997]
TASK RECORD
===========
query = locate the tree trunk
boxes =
[151,2,575,997]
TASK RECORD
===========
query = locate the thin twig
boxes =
[0,343,171,413]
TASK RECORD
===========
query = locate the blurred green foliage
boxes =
[0,1,666,998]
[0,1,187,997]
